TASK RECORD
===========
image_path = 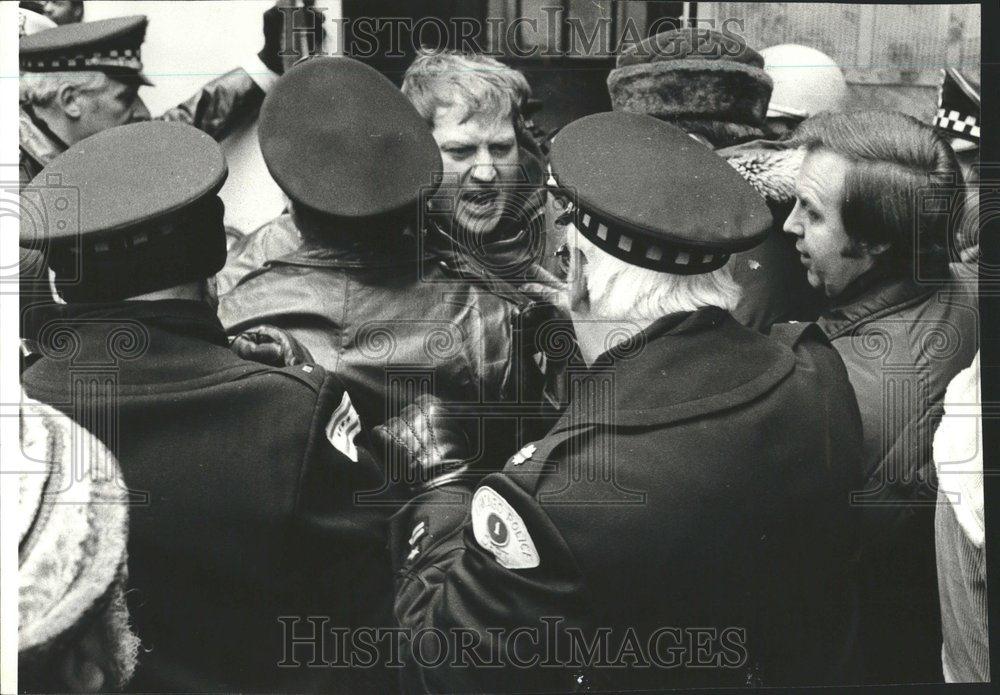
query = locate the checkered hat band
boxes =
[61,224,174,256]
[575,208,729,274]
[933,108,980,141]
[21,48,142,73]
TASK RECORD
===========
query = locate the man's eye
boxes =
[490,144,514,157]
[445,147,475,159]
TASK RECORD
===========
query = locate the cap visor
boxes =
[949,136,979,153]
[766,105,808,120]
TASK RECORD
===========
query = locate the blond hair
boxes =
[402,50,530,126]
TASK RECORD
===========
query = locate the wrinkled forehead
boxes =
[431,99,516,140]
[97,72,143,95]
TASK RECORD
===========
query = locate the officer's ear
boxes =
[565,229,590,315]
[56,83,84,119]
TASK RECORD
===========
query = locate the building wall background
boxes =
[83,0,345,234]
[484,1,980,129]
[75,1,981,228]
[698,2,980,121]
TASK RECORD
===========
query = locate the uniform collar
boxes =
[20,104,68,170]
[25,300,250,395]
[551,307,795,431]
[52,300,229,347]
[818,270,934,340]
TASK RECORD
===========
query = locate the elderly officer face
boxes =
[784,148,880,298]
[29,71,151,145]
[72,74,151,141]
[432,100,520,238]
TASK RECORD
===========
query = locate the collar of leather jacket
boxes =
[818,270,935,340]
[267,233,437,270]
[551,306,795,431]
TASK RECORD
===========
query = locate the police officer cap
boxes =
[21,121,228,302]
[549,112,772,274]
[258,56,442,220]
[20,15,153,85]
[933,68,980,149]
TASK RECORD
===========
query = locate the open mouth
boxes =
[461,189,500,216]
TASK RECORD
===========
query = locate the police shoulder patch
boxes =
[326,391,361,462]
[472,486,540,570]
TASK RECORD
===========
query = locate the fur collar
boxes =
[718,139,804,204]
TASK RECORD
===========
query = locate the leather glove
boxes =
[372,395,475,496]
[259,3,326,75]
[230,325,314,367]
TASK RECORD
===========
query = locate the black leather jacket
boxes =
[219,235,567,465]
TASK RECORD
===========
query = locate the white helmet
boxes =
[761,44,849,119]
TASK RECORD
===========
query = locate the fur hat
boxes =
[608,28,773,141]
[18,393,139,690]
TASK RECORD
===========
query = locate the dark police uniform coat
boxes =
[389,308,865,693]
[22,300,392,694]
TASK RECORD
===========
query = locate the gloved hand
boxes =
[372,395,475,496]
[259,2,326,75]
[230,325,314,367]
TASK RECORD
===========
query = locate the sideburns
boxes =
[839,237,868,260]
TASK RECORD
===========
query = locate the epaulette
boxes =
[20,338,43,373]
[503,424,591,497]
[232,361,327,394]
[769,321,828,349]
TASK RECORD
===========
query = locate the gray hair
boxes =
[20,70,108,107]
[568,226,742,322]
